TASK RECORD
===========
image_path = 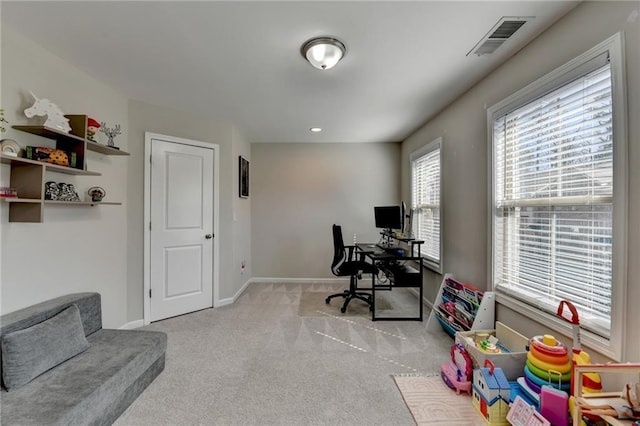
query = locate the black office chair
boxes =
[325,224,377,313]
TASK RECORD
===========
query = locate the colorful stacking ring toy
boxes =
[529,343,570,365]
[524,365,571,392]
[530,335,569,354]
[524,374,542,394]
[526,359,572,382]
[526,351,572,374]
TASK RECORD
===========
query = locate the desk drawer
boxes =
[383,264,421,287]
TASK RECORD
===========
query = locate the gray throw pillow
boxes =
[2,304,90,390]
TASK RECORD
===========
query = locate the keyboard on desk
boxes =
[376,243,402,251]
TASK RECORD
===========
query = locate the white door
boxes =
[149,137,214,322]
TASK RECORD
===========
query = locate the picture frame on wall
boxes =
[239,156,249,198]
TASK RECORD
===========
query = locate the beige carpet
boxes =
[298,290,390,317]
[393,375,486,425]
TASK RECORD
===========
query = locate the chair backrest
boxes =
[331,224,347,276]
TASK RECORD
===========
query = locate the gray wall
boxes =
[0,27,252,326]
[1,29,129,328]
[401,1,639,362]
[127,100,252,320]
[251,142,400,278]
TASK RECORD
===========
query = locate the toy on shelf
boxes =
[441,343,473,395]
[23,91,71,133]
[86,117,101,143]
[473,359,512,425]
[556,300,603,394]
[478,334,503,354]
[26,146,76,168]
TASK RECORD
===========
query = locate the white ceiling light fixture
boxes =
[309,127,322,133]
[301,37,346,70]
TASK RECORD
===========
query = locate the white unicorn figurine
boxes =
[24,91,71,133]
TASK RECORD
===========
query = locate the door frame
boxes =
[143,132,220,325]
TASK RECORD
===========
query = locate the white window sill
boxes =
[495,292,621,361]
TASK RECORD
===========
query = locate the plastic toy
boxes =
[524,365,571,392]
[506,395,550,426]
[472,359,511,425]
[529,343,570,365]
[441,343,473,395]
[479,339,502,354]
[526,335,572,392]
[540,385,569,426]
[576,382,640,420]
[556,300,602,394]
[517,377,541,404]
[527,351,572,376]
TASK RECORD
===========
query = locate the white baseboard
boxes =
[119,320,144,330]
[405,288,434,310]
[250,277,348,284]
[216,277,348,306]
[217,277,254,307]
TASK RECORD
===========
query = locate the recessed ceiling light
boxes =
[310,127,322,133]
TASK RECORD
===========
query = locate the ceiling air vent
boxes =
[467,16,533,56]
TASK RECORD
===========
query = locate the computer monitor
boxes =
[374,205,402,231]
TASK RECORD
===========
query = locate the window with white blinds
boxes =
[411,138,441,272]
[490,36,627,351]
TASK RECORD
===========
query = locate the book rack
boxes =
[426,273,495,337]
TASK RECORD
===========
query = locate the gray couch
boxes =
[1,293,166,425]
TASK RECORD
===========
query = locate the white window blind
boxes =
[411,139,441,271]
[493,61,613,338]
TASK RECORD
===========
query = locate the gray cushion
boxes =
[1,304,90,390]
[1,329,167,426]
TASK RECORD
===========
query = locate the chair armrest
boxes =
[344,245,356,261]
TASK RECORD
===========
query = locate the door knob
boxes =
[205,234,213,239]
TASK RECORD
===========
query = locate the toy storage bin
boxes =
[455,321,529,381]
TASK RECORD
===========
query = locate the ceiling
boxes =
[1,1,580,143]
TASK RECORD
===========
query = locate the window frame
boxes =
[410,137,442,273]
[487,33,628,361]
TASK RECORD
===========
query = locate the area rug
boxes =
[297,291,390,317]
[393,375,486,425]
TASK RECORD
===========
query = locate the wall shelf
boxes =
[1,153,100,176]
[3,198,121,207]
[65,115,129,156]
[12,125,85,142]
[1,198,41,204]
[86,142,129,156]
[1,115,126,222]
[44,200,122,206]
